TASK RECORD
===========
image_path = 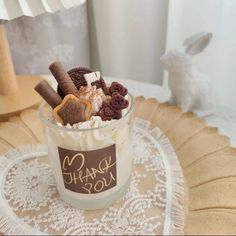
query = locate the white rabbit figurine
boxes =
[160,32,216,117]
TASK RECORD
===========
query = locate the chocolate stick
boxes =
[49,61,78,96]
[34,80,62,108]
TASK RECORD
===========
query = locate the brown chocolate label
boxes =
[58,144,117,194]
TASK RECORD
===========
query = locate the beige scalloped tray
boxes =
[1,97,236,235]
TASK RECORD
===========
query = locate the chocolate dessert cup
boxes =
[39,93,134,210]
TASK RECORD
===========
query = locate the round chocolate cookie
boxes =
[57,67,95,98]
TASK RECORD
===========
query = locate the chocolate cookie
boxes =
[110,92,129,110]
[57,67,95,98]
[109,82,128,96]
[96,102,122,121]
[96,85,129,121]
[53,94,92,125]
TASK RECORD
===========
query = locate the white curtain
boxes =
[88,0,168,85]
[5,0,236,107]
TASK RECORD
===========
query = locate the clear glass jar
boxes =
[39,94,134,210]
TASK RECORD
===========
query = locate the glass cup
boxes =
[39,94,134,210]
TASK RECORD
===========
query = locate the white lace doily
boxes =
[0,119,185,235]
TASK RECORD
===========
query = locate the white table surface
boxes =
[44,75,236,147]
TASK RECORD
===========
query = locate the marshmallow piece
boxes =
[84,71,101,86]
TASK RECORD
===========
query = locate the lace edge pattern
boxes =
[0,119,185,235]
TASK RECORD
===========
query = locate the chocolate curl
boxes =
[49,61,78,96]
[34,80,62,108]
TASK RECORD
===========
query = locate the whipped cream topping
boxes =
[57,116,110,129]
[78,85,110,114]
[54,115,116,150]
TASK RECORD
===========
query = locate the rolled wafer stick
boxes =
[49,61,78,96]
[34,80,62,108]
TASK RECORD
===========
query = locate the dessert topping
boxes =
[97,102,121,121]
[91,78,110,95]
[78,85,109,114]
[53,94,92,125]
[34,80,62,108]
[96,91,128,121]
[58,67,94,98]
[84,71,100,85]
[109,82,128,96]
[49,62,78,96]
[110,92,129,110]
[34,61,129,125]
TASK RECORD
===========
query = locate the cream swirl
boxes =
[77,85,110,114]
[58,116,109,129]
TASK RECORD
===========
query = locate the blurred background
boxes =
[5,0,236,108]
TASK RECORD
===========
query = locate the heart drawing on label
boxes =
[62,153,85,172]
[58,144,117,194]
